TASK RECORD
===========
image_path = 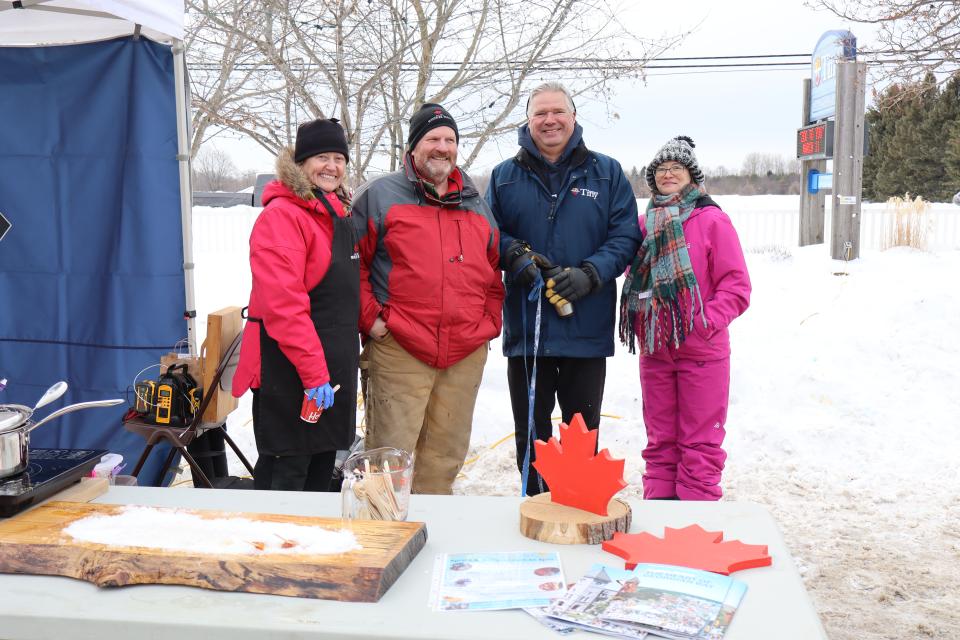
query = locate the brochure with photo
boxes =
[545,563,746,640]
[599,563,746,639]
[544,564,652,639]
[429,551,567,612]
[523,607,577,635]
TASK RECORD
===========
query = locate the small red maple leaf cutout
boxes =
[601,524,772,575]
[532,413,626,516]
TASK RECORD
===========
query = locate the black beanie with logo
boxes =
[407,103,459,150]
[294,118,349,164]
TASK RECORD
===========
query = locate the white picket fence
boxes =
[716,195,960,252]
[191,196,960,258]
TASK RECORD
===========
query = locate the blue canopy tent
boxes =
[0,1,197,486]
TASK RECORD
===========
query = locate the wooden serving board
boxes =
[0,501,427,602]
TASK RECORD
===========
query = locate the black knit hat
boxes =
[294,118,349,164]
[407,103,459,150]
[645,135,705,192]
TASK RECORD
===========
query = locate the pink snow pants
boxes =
[639,356,729,501]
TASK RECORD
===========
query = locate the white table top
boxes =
[0,487,826,639]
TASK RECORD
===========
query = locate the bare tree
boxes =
[740,153,764,177]
[810,1,960,93]
[185,0,688,181]
[194,147,238,191]
[741,152,793,176]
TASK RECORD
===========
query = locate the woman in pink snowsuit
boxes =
[619,136,750,500]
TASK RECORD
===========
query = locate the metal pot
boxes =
[0,398,124,479]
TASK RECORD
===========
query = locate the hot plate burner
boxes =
[0,448,107,517]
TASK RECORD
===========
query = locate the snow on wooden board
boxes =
[0,501,427,601]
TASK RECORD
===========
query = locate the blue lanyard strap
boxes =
[520,272,544,497]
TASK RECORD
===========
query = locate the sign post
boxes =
[799,79,826,246]
[830,60,867,261]
[797,29,864,258]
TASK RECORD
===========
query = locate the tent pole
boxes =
[172,39,198,356]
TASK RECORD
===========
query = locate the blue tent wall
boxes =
[0,37,187,486]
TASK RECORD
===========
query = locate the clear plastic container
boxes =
[340,447,413,522]
[90,453,124,483]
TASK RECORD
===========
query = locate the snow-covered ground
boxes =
[191,196,960,639]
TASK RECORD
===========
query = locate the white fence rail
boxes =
[691,195,960,252]
[191,197,960,259]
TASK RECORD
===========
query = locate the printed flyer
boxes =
[429,551,567,612]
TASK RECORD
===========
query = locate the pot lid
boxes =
[0,407,30,433]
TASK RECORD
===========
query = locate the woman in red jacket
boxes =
[233,118,359,491]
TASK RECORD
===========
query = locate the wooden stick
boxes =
[350,465,403,521]
[381,460,401,517]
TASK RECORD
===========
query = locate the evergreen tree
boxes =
[863,73,960,202]
[628,166,643,196]
[936,77,960,201]
[862,85,900,201]
[946,118,960,197]
[869,74,931,199]
[913,74,960,201]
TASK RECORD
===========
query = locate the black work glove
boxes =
[505,240,552,288]
[545,262,600,302]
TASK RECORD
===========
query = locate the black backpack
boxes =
[149,363,202,427]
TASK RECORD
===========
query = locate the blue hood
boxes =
[518,122,584,165]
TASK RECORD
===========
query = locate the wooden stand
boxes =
[519,492,631,545]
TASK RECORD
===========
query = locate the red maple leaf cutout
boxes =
[532,413,626,516]
[601,524,772,575]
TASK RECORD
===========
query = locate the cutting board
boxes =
[0,501,427,602]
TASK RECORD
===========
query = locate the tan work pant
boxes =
[362,334,488,495]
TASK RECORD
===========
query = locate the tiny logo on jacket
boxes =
[351,251,360,260]
[570,186,599,200]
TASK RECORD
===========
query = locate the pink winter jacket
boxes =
[638,204,751,362]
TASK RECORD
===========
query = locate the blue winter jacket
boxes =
[486,124,641,358]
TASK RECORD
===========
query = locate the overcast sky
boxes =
[212,0,879,176]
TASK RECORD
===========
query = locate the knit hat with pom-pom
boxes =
[645,135,704,193]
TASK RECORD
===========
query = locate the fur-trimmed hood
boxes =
[272,146,351,207]
[276,146,319,201]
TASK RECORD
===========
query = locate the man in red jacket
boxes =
[352,103,503,495]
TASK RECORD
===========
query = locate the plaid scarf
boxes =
[619,184,706,354]
[407,152,463,206]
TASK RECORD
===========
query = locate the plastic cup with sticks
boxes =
[340,447,413,522]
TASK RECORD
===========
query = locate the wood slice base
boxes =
[519,492,631,545]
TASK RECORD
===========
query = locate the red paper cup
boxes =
[300,394,323,423]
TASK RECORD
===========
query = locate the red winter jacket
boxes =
[232,148,351,396]
[352,156,503,369]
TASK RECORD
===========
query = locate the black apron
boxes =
[253,194,360,456]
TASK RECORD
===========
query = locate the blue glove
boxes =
[305,383,335,410]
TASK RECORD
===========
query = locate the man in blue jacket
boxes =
[486,81,641,496]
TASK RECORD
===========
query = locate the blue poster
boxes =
[809,30,857,123]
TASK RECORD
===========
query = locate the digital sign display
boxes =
[796,120,834,159]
